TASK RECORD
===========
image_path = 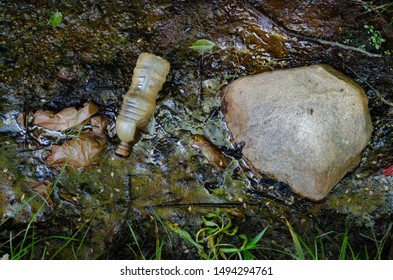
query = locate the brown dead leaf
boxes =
[17,112,27,128]
[46,131,107,168]
[31,180,54,205]
[33,102,99,132]
[192,134,230,170]
[90,115,109,136]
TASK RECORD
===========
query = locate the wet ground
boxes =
[0,0,392,259]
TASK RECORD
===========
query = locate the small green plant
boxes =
[364,24,385,50]
[272,219,389,260]
[168,210,268,260]
[5,218,91,260]
[357,44,366,50]
[363,4,373,13]
[126,221,165,260]
[189,39,216,54]
[48,10,63,28]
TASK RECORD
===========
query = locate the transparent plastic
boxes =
[115,53,170,157]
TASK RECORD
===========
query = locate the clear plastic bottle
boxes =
[115,53,170,157]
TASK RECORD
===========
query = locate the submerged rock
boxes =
[222,64,373,201]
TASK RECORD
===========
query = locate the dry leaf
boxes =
[17,112,27,128]
[46,131,107,168]
[31,180,54,205]
[33,102,99,132]
[90,115,109,136]
[191,134,230,170]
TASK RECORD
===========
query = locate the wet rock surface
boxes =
[0,0,392,259]
[222,64,373,200]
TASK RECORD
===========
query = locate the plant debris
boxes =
[191,134,230,170]
[46,131,108,168]
[31,180,54,205]
[33,102,99,132]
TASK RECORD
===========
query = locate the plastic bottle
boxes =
[115,53,170,157]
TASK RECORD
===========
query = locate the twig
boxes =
[297,35,383,58]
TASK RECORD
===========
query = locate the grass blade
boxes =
[285,220,305,260]
[127,221,146,260]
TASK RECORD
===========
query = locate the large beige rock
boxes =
[222,64,373,201]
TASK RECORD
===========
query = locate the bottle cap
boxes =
[115,141,131,157]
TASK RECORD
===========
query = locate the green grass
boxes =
[269,219,390,260]
[2,217,92,260]
[126,220,166,260]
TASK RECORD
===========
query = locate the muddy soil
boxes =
[0,0,392,259]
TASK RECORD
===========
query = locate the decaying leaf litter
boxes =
[0,0,392,259]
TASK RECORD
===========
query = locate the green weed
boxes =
[168,210,268,260]
[364,24,386,49]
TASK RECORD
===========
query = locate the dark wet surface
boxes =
[1,0,392,259]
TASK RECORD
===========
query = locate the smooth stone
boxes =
[222,64,373,201]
